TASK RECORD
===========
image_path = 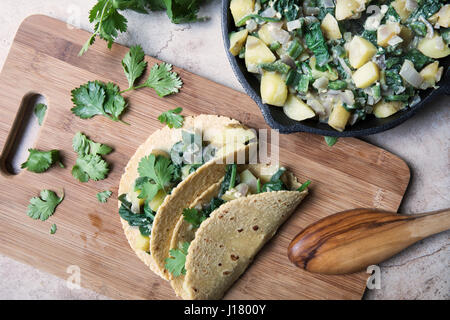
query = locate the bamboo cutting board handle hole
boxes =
[1,93,46,175]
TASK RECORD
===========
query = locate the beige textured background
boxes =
[0,0,448,300]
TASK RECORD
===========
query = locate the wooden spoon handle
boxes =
[287,208,450,275]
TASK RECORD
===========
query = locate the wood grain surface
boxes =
[0,15,410,300]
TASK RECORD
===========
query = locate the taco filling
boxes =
[165,163,310,299]
[117,115,257,276]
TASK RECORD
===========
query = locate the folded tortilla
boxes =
[168,164,308,299]
[118,115,256,278]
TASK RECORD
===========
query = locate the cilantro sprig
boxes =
[27,189,64,221]
[97,190,112,203]
[71,132,113,182]
[71,46,182,123]
[80,0,205,55]
[21,149,63,173]
[165,241,190,277]
[158,107,184,128]
[34,103,47,126]
[183,208,207,229]
[136,154,175,202]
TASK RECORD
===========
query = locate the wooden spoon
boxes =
[287,208,450,275]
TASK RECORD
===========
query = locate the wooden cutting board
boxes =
[0,15,410,300]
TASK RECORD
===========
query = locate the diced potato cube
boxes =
[310,56,339,81]
[418,34,450,58]
[419,61,442,89]
[328,102,351,132]
[373,100,404,118]
[348,36,377,69]
[210,124,256,146]
[260,71,288,106]
[335,0,364,21]
[230,0,255,26]
[240,169,258,194]
[283,94,316,121]
[352,61,380,89]
[258,23,275,46]
[391,0,413,22]
[134,234,150,252]
[245,36,276,73]
[377,22,401,47]
[321,13,342,40]
[149,189,166,212]
[229,29,249,56]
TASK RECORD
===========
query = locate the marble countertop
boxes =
[0,0,448,300]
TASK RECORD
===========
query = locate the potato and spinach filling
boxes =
[229,0,449,131]
[118,131,218,246]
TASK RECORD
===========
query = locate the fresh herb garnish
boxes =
[50,224,57,234]
[34,103,47,125]
[165,241,190,277]
[71,132,112,182]
[324,136,338,147]
[27,190,64,221]
[97,190,112,203]
[118,194,154,237]
[122,44,147,88]
[183,208,207,229]
[219,164,239,197]
[80,0,205,55]
[73,132,113,156]
[71,81,127,122]
[297,180,311,192]
[21,149,62,173]
[72,47,182,123]
[261,167,287,192]
[158,107,184,128]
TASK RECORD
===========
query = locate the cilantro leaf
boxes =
[158,107,184,128]
[27,190,64,221]
[97,190,112,203]
[21,149,61,173]
[143,63,183,97]
[122,45,147,88]
[134,176,159,200]
[80,1,206,54]
[118,194,154,237]
[103,82,127,121]
[324,136,338,147]
[50,224,57,234]
[34,103,47,126]
[80,0,128,55]
[71,81,106,119]
[73,132,113,157]
[183,208,206,228]
[165,241,190,277]
[71,81,127,122]
[138,154,174,192]
[72,154,110,182]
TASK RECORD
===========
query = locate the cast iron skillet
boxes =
[221,0,450,137]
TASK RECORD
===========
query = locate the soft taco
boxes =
[165,163,310,299]
[117,115,256,278]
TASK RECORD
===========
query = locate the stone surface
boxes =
[0,0,448,300]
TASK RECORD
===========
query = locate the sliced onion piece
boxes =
[287,19,302,31]
[399,60,423,88]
